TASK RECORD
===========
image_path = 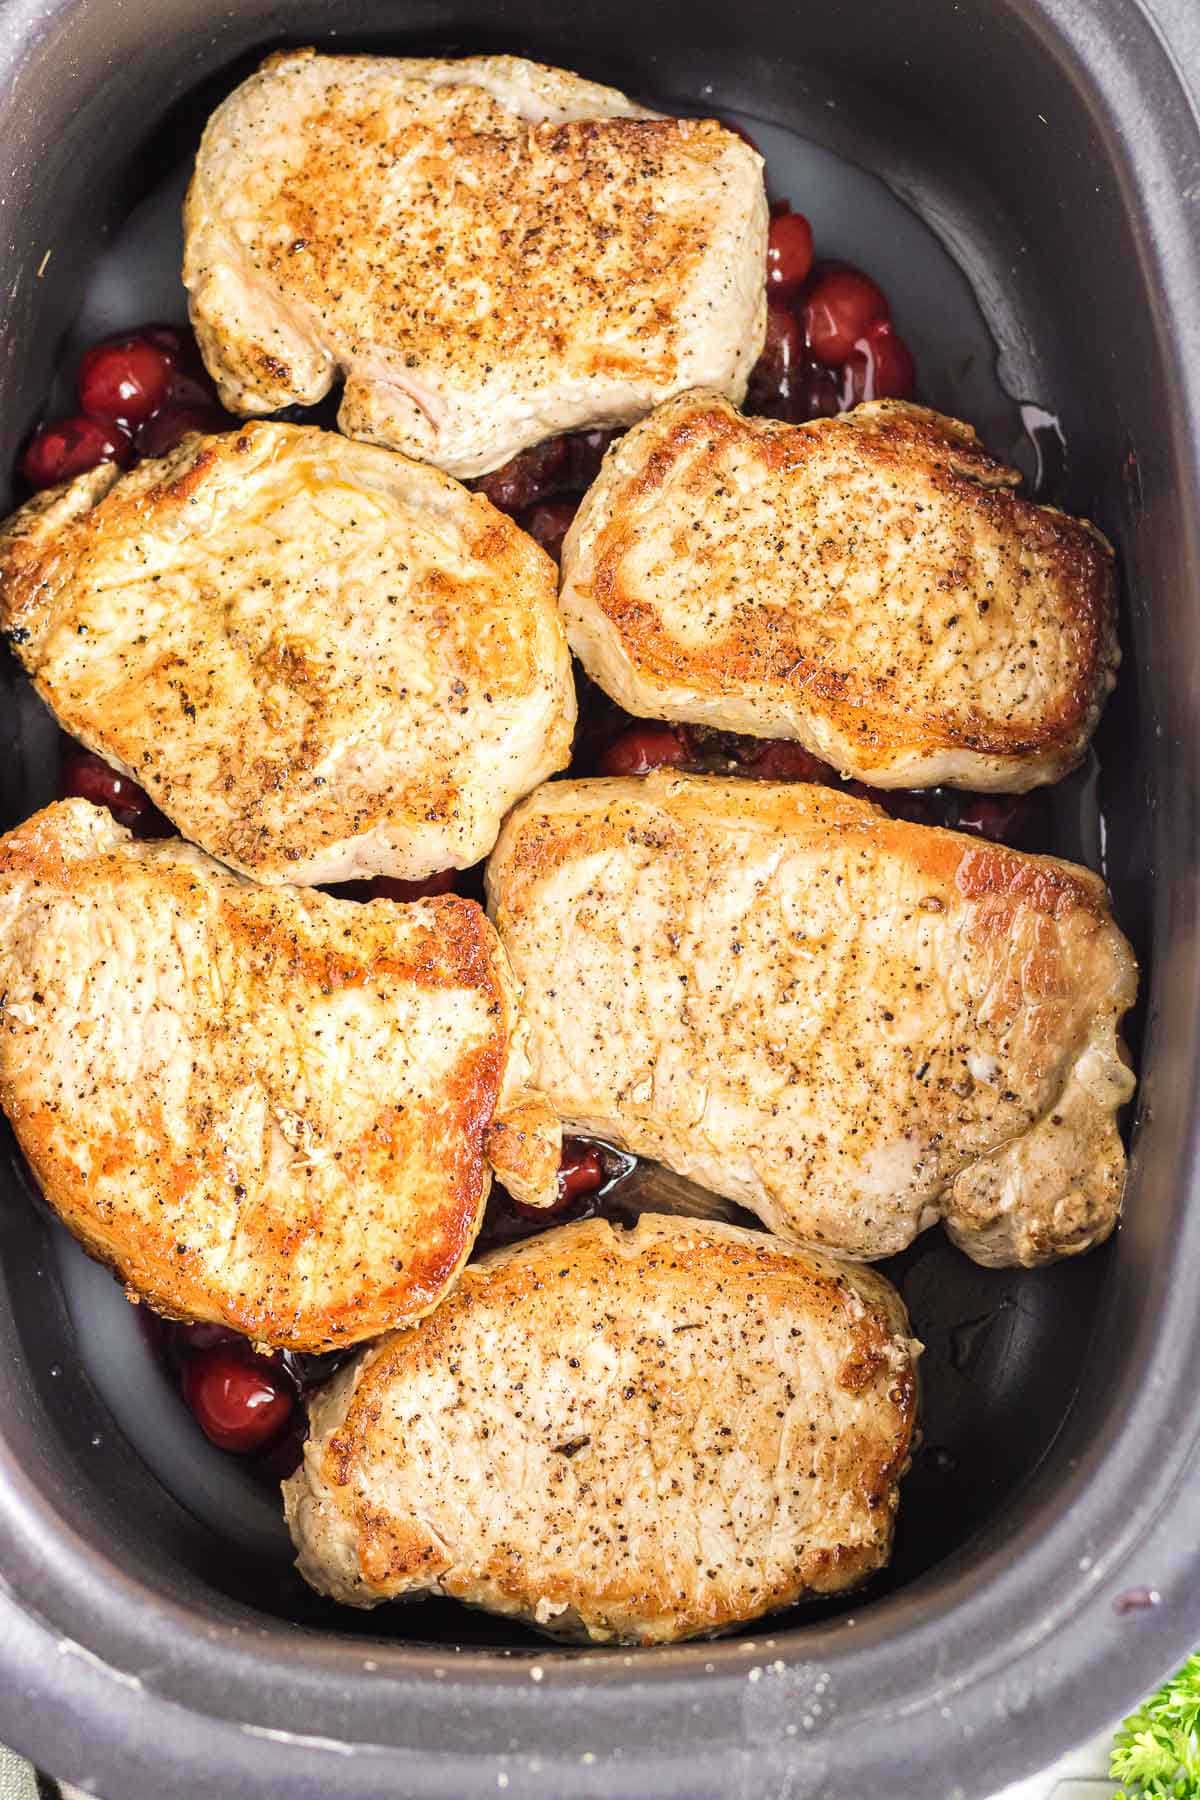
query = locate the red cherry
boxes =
[138,325,222,409]
[181,1346,294,1454]
[368,870,457,902]
[862,786,945,827]
[740,739,837,783]
[20,414,132,489]
[507,1137,607,1223]
[522,498,578,563]
[766,207,814,299]
[840,320,916,408]
[599,723,691,777]
[954,793,1037,844]
[135,402,230,459]
[565,428,622,491]
[473,436,570,513]
[558,1139,606,1203]
[78,337,173,427]
[746,302,805,420]
[251,1410,308,1482]
[140,323,204,368]
[59,746,168,835]
[161,362,222,411]
[801,265,890,367]
[792,359,841,422]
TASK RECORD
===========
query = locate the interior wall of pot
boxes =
[0,0,1176,1658]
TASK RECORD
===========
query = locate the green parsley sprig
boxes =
[1111,1653,1200,1798]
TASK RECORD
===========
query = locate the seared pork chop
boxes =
[0,423,574,885]
[183,52,767,477]
[486,773,1137,1266]
[283,1214,919,1643]
[560,394,1117,790]
[0,801,560,1351]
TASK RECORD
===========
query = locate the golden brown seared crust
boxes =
[183,52,767,476]
[283,1214,920,1643]
[485,772,1138,1266]
[0,800,559,1350]
[0,423,575,885]
[560,393,1119,791]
